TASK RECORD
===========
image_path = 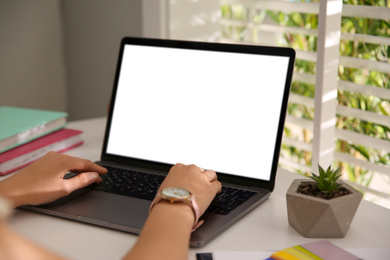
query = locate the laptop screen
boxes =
[106,39,293,181]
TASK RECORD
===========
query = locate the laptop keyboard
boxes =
[92,166,165,201]
[91,165,257,215]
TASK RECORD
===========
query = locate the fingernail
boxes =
[86,172,100,182]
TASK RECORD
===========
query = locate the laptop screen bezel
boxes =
[101,37,295,192]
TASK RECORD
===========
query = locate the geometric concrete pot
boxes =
[286,179,363,238]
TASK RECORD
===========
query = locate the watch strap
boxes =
[149,191,203,232]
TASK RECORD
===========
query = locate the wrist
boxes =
[152,200,195,228]
[149,187,204,231]
[127,199,194,260]
[0,181,22,208]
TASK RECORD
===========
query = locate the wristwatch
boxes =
[149,187,203,231]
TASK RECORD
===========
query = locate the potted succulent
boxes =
[286,165,363,238]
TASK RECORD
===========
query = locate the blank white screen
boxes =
[107,45,289,180]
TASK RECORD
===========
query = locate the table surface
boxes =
[4,117,390,260]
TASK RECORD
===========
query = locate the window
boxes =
[143,0,390,208]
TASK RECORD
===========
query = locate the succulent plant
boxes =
[310,165,342,194]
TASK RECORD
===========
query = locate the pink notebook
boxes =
[0,128,83,175]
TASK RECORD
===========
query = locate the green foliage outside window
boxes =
[220,0,390,189]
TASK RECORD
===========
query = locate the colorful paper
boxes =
[267,240,361,260]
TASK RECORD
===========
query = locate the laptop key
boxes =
[207,186,257,215]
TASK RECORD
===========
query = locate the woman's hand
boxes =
[0,151,107,207]
[124,164,221,260]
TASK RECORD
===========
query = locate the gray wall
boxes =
[62,0,142,120]
[0,0,67,112]
[0,0,143,120]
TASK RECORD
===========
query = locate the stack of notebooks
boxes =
[0,106,83,175]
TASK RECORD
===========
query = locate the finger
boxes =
[67,158,107,175]
[64,172,101,194]
[203,169,217,182]
[213,180,222,193]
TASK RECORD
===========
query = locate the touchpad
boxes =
[32,190,150,234]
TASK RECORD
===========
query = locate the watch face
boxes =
[162,187,191,199]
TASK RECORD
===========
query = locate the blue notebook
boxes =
[0,106,67,153]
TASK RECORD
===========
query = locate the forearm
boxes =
[0,222,66,260]
[123,201,194,260]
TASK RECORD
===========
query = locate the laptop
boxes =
[21,37,295,247]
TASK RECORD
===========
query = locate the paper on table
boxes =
[197,240,390,260]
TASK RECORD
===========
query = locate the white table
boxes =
[5,117,390,260]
